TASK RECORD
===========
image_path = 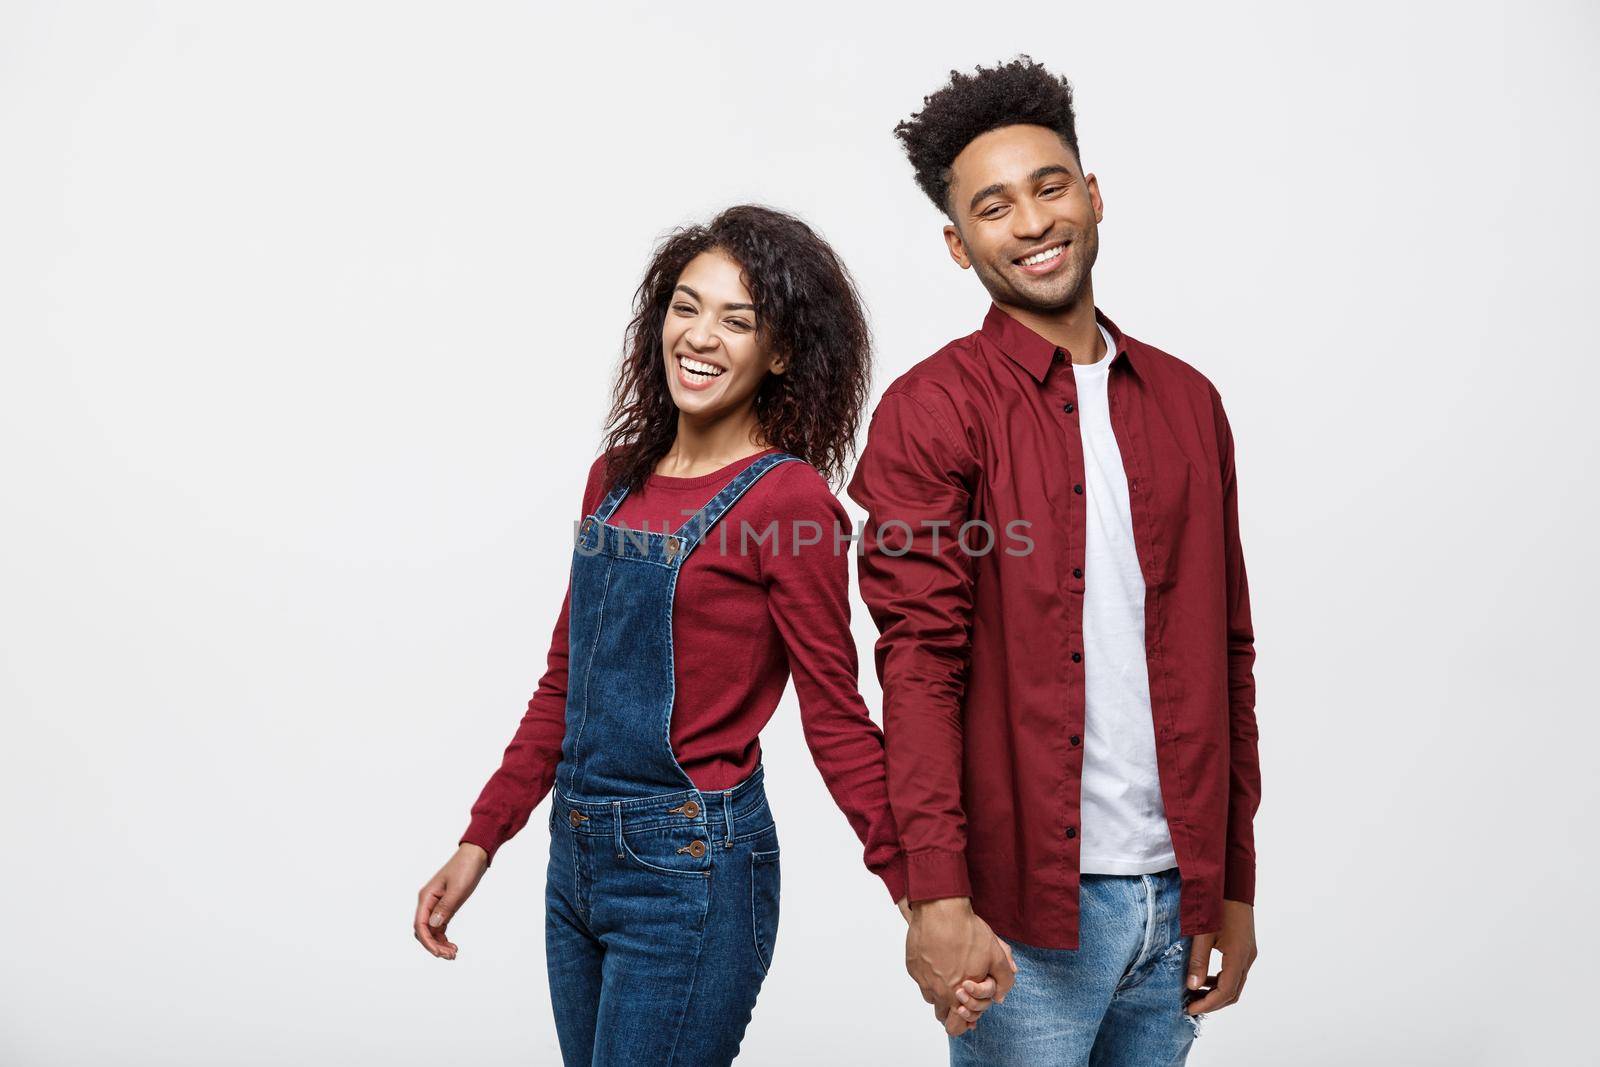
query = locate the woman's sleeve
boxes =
[458,456,604,865]
[757,462,908,903]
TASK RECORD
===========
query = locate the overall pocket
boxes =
[750,840,781,974]
[617,824,714,880]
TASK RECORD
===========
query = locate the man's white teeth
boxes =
[1020,244,1065,266]
[680,355,725,378]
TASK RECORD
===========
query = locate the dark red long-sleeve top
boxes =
[462,447,908,903]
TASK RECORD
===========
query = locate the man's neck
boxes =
[995,288,1105,366]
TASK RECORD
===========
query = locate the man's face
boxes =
[941,123,1103,312]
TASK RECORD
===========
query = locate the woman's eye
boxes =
[672,303,696,314]
[727,319,753,331]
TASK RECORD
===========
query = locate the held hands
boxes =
[414,843,490,959]
[901,896,1018,1036]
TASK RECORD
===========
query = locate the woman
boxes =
[413,205,995,1064]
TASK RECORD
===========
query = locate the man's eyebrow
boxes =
[673,284,754,312]
[967,164,1078,213]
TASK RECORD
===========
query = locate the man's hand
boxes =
[413,843,490,959]
[1184,899,1257,1014]
[906,897,1018,1035]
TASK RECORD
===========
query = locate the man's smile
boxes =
[1012,240,1070,275]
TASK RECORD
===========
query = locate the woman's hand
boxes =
[414,843,490,959]
[948,975,1001,1034]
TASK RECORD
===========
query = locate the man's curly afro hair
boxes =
[893,55,1079,218]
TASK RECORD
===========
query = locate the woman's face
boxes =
[662,249,785,418]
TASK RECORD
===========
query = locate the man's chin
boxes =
[1005,275,1081,312]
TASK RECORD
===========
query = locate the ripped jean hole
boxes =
[1184,1010,1206,1038]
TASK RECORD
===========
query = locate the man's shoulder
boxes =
[877,328,991,412]
[1122,330,1224,403]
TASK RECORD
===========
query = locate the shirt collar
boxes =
[979,302,1138,383]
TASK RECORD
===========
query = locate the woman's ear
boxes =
[769,353,787,375]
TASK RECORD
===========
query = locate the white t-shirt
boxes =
[1072,323,1178,875]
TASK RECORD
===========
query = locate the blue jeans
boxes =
[950,868,1202,1067]
[545,772,780,1066]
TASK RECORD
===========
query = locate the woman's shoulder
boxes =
[577,448,620,514]
[758,454,846,515]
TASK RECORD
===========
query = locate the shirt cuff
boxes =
[876,852,909,906]
[1224,854,1256,905]
[905,847,972,903]
[459,816,507,867]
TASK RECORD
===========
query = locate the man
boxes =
[847,57,1261,1063]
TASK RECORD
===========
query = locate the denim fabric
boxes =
[545,450,802,1066]
[949,868,1202,1067]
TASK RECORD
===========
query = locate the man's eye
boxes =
[1041,185,1065,196]
[981,205,1005,218]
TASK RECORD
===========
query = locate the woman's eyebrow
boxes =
[675,284,754,312]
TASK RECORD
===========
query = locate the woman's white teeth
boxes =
[1020,244,1065,266]
[680,355,725,379]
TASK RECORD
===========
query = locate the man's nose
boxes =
[1011,199,1051,239]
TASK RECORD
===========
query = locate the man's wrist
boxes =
[910,895,973,918]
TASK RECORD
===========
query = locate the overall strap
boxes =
[592,476,632,525]
[672,451,804,555]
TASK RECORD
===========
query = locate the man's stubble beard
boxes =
[969,223,1100,314]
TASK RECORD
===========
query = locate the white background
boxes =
[3,2,1596,1064]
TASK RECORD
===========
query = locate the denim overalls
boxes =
[544,450,802,1066]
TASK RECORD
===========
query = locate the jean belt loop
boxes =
[722,789,735,848]
[612,801,623,858]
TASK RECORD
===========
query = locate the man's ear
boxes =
[943,222,972,270]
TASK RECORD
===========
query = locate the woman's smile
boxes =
[675,352,728,391]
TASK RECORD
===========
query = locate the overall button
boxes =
[568,811,586,828]
[670,799,701,819]
[680,840,707,859]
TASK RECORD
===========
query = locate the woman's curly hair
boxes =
[894,55,1079,217]
[598,204,872,495]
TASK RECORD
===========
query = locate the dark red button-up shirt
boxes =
[846,303,1260,949]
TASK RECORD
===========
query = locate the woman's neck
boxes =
[655,412,771,478]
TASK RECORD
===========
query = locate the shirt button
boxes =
[1065,826,1078,839]
[1073,484,1084,494]
[1070,734,1081,746]
[1071,651,1082,663]
[1072,567,1083,579]
[1062,402,1075,414]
